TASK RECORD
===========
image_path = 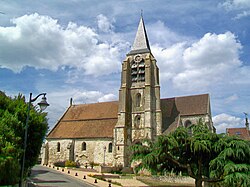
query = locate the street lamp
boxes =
[20,93,49,187]
[103,145,107,166]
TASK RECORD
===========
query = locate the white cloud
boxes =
[170,32,243,91]
[98,93,117,102]
[213,113,243,133]
[221,0,250,10]
[97,14,114,33]
[148,21,192,47]
[233,10,250,19]
[0,13,123,76]
[221,0,250,19]
[225,94,239,103]
[72,90,117,104]
[151,42,187,81]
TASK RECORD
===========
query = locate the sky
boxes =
[0,0,250,133]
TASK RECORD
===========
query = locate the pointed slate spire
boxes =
[128,15,151,55]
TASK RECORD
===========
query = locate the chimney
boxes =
[70,98,73,106]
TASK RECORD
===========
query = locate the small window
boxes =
[57,142,60,152]
[184,120,192,128]
[108,143,112,153]
[134,115,140,128]
[82,142,86,151]
[133,140,142,145]
[235,132,241,135]
[117,146,120,150]
[136,93,141,107]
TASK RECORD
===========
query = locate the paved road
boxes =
[28,165,95,187]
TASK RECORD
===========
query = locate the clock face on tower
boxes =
[134,54,142,62]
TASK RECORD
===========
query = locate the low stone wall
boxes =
[137,175,195,185]
[153,175,195,184]
[96,165,114,173]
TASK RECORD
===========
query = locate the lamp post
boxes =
[19,93,49,187]
[103,145,107,166]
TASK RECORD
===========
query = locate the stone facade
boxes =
[42,138,114,166]
[113,52,162,166]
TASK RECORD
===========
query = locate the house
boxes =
[226,114,250,140]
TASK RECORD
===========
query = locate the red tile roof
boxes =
[47,94,210,139]
[226,127,250,140]
[47,101,118,139]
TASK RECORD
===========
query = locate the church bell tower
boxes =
[113,16,162,167]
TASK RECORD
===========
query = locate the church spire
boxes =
[128,15,151,55]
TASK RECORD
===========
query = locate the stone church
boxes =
[42,17,214,167]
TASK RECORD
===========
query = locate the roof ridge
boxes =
[61,117,118,122]
[71,100,118,107]
[161,93,209,100]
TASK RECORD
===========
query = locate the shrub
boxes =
[53,161,65,167]
[0,156,20,185]
[65,160,80,168]
[89,161,98,168]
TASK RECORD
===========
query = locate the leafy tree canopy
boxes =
[0,91,48,185]
[131,119,250,187]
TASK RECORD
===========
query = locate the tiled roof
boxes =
[161,94,209,133]
[47,94,210,139]
[226,127,250,140]
[63,101,119,120]
[47,101,119,139]
[47,119,117,139]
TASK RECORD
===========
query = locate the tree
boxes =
[0,91,48,185]
[131,120,250,187]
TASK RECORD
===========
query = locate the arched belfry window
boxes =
[184,120,192,128]
[82,142,86,151]
[57,142,60,152]
[136,93,141,107]
[131,54,145,82]
[134,115,141,128]
[108,143,112,153]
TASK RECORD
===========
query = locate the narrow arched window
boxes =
[82,142,86,151]
[136,93,141,107]
[184,120,192,128]
[108,143,112,153]
[134,115,140,128]
[57,142,60,152]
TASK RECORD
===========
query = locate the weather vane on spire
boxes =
[141,9,143,17]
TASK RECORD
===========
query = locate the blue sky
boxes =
[0,0,250,133]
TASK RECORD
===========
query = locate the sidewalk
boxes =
[43,165,148,187]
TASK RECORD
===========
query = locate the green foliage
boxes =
[210,137,250,187]
[0,156,20,185]
[65,160,80,168]
[131,119,250,187]
[0,91,48,185]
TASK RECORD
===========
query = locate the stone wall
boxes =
[180,114,213,131]
[46,139,72,164]
[45,138,114,166]
[74,138,114,166]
